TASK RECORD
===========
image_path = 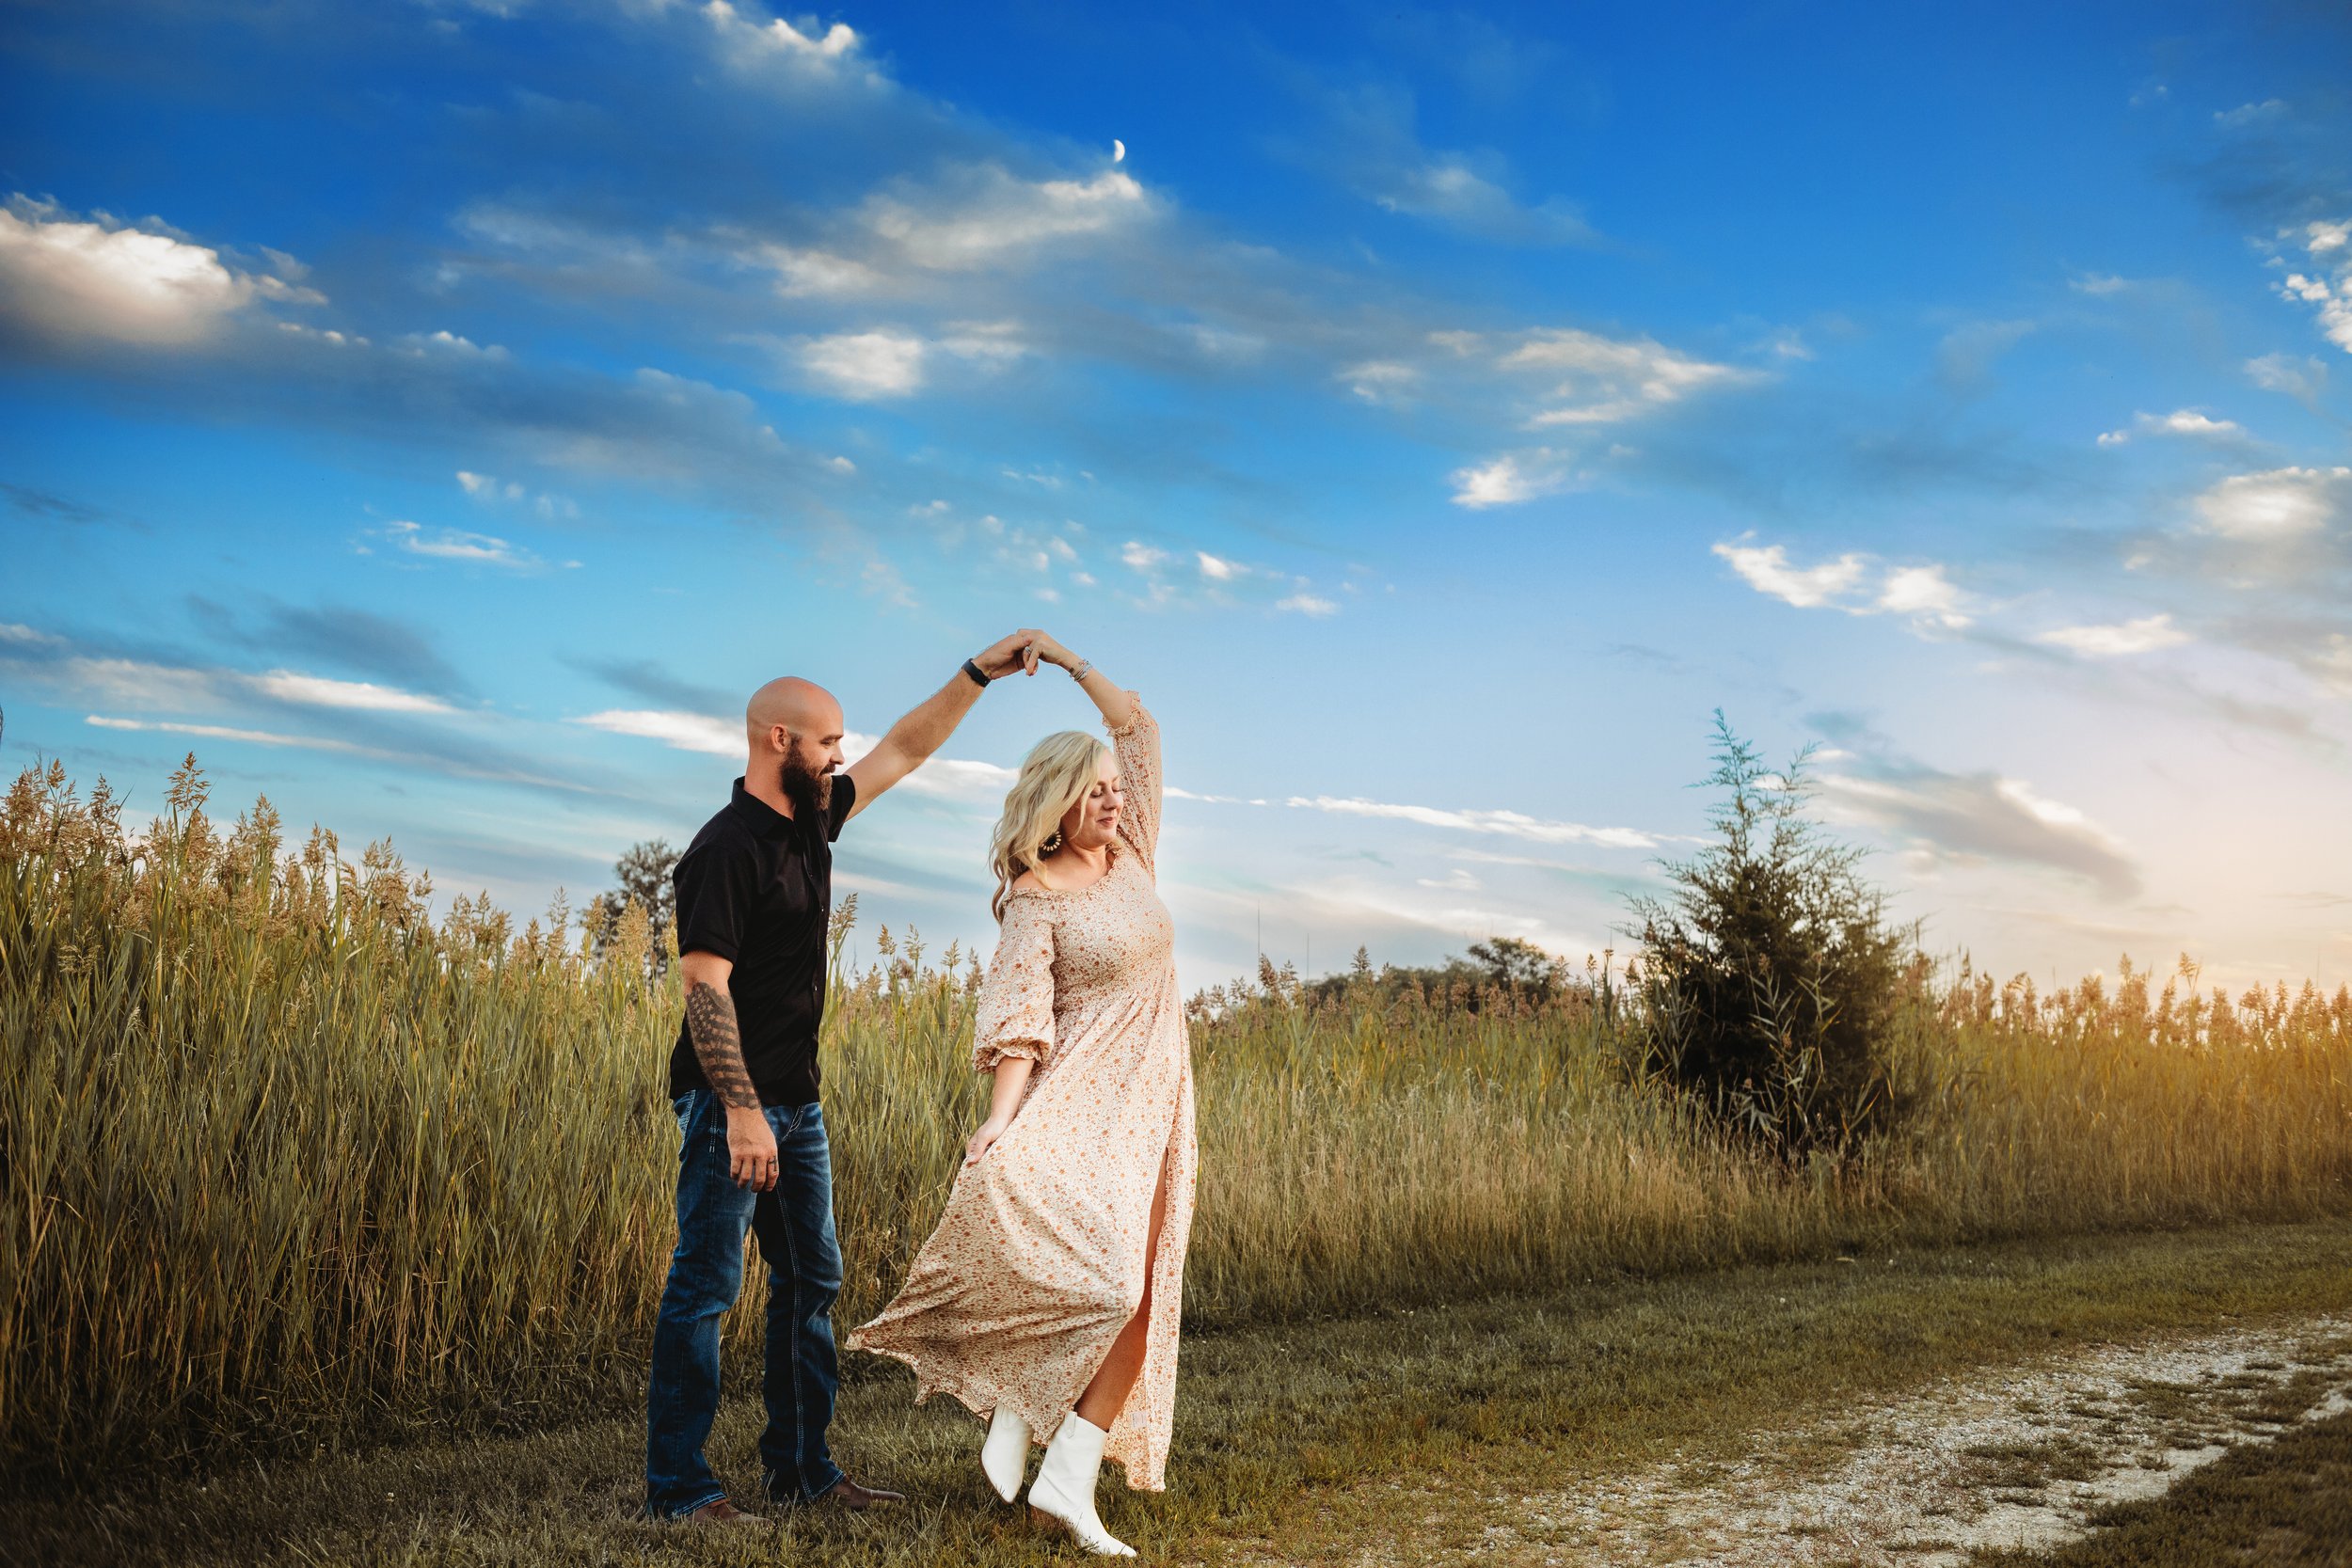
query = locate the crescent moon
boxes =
[1113,139,1126,163]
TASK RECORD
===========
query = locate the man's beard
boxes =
[779,750,834,819]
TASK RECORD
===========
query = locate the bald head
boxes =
[746,676,841,748]
[745,676,847,820]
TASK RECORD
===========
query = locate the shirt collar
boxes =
[729,777,802,842]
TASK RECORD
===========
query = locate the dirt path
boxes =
[1297,1316,2352,1567]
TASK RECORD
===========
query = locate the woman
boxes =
[848,637,1196,1558]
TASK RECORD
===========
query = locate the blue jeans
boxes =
[644,1091,846,1517]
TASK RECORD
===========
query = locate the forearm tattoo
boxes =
[685,979,760,1110]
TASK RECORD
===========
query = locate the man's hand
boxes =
[728,1104,779,1191]
[973,627,1047,679]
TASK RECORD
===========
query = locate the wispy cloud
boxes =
[2194,466,2351,542]
[87,714,371,754]
[797,329,927,398]
[1712,538,1973,631]
[2033,614,2192,657]
[2215,99,2288,129]
[1816,760,2142,902]
[2245,352,2327,400]
[570,708,1019,799]
[247,669,454,714]
[380,518,564,570]
[573,707,740,756]
[1285,794,1659,849]
[1285,79,1598,246]
[2095,408,2247,446]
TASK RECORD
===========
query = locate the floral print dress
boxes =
[847,695,1198,1491]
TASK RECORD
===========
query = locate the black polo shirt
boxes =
[668,773,857,1107]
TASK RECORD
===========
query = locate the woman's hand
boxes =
[963,1116,1011,1166]
[1024,631,1078,673]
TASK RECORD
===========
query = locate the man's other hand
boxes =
[726,1104,779,1191]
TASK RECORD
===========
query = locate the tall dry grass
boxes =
[4,759,2349,1477]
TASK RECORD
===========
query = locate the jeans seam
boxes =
[779,1143,809,1498]
[662,1486,728,1520]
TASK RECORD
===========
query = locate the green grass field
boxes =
[6,1218,2346,1565]
[8,758,2349,1484]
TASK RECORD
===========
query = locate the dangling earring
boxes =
[1041,830,1062,853]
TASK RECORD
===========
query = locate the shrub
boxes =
[1630,713,1913,1159]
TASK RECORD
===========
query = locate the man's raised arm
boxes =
[843,629,1041,819]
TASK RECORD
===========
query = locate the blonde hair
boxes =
[989,730,1111,920]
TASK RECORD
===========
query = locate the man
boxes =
[644,630,1044,1522]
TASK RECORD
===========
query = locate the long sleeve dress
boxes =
[846,695,1198,1492]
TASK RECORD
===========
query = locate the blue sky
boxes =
[5,1,2349,991]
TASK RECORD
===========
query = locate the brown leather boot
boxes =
[679,1497,762,1523]
[813,1477,907,1511]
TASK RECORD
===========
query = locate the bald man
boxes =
[644,630,1043,1524]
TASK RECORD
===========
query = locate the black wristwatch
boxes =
[961,657,991,688]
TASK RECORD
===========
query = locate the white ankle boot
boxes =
[980,1405,1030,1502]
[1026,1412,1135,1556]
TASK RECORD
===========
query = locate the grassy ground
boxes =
[13,1216,2352,1568]
[1973,1407,2352,1567]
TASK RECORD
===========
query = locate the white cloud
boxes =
[56,656,221,708]
[86,715,370,754]
[1450,452,1570,509]
[702,0,869,78]
[574,709,1019,798]
[862,166,1147,272]
[1711,541,1868,609]
[399,328,507,359]
[0,198,294,347]
[825,454,856,474]
[1715,539,1973,631]
[2098,408,2246,446]
[574,707,740,756]
[937,319,1030,363]
[842,729,1018,798]
[798,329,926,398]
[1286,794,1658,849]
[1938,318,2036,386]
[756,244,886,297]
[2214,99,2286,127]
[2193,467,2352,541]
[2273,219,2352,354]
[1503,328,1741,419]
[1121,541,1168,571]
[247,670,454,714]
[0,622,62,646]
[1875,563,1972,629]
[2069,272,2135,295]
[2245,353,2327,399]
[384,518,545,568]
[1277,592,1339,617]
[1340,359,1419,404]
[1196,551,1237,581]
[2034,613,2192,657]
[1819,768,2139,901]
[2313,634,2352,696]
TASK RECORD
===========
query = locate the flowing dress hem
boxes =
[842,1338,1167,1490]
